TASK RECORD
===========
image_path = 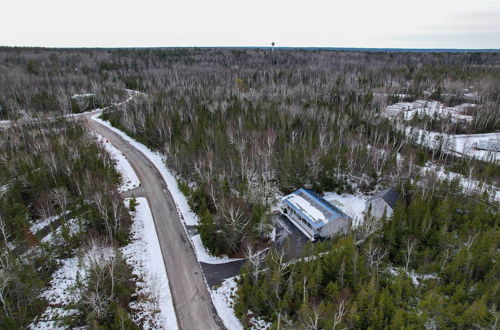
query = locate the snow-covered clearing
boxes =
[31,198,178,329]
[450,132,500,162]
[92,114,243,264]
[323,192,368,227]
[383,100,500,163]
[211,277,271,330]
[384,100,475,122]
[95,133,140,192]
[122,197,178,330]
[402,124,500,162]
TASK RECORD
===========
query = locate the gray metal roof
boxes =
[366,187,399,208]
[282,188,350,229]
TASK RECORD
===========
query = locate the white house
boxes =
[365,187,399,219]
[280,188,352,241]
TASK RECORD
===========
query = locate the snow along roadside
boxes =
[211,276,271,330]
[95,133,140,192]
[96,131,177,328]
[91,114,243,265]
[122,198,178,330]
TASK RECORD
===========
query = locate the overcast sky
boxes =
[1,0,499,48]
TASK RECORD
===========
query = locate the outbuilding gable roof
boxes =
[366,187,399,209]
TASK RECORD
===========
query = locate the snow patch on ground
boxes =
[420,163,499,201]
[397,118,499,163]
[96,133,140,192]
[31,244,118,329]
[211,277,244,330]
[121,197,178,330]
[92,114,243,264]
[30,214,60,234]
[387,267,439,286]
[41,257,85,306]
[323,192,369,227]
[191,234,244,264]
[384,100,499,163]
[211,277,270,330]
[41,218,83,245]
[0,183,9,196]
[71,93,95,99]
[30,256,85,329]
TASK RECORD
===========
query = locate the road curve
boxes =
[85,115,224,330]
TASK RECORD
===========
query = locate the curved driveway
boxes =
[85,116,223,330]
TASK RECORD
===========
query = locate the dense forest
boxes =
[0,118,140,328]
[0,47,499,328]
[97,48,500,256]
[236,180,499,328]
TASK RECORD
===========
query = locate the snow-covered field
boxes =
[322,192,369,227]
[92,114,243,265]
[96,133,140,192]
[122,198,178,329]
[384,100,475,122]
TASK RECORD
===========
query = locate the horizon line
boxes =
[1,45,499,53]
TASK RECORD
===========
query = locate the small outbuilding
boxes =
[280,188,352,241]
[365,187,399,219]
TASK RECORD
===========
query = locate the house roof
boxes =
[282,188,350,229]
[366,187,399,209]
